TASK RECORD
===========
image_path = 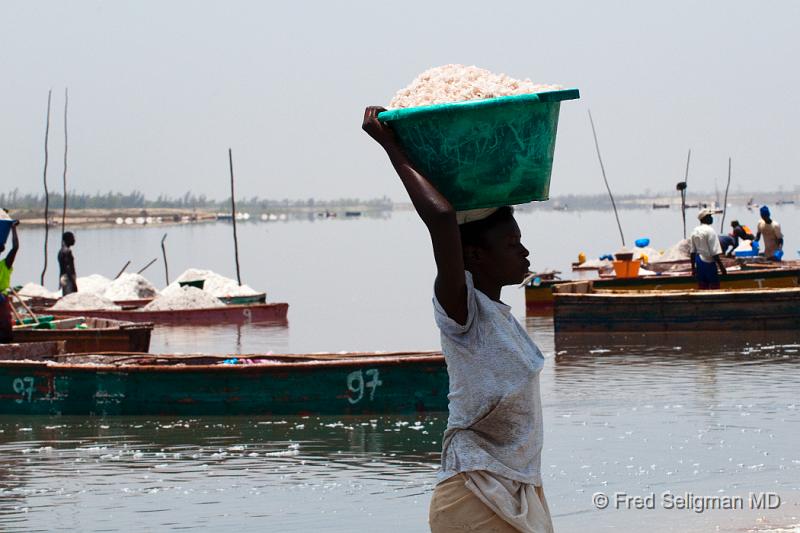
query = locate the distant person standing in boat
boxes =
[58,231,78,295]
[755,206,784,260]
[690,209,727,289]
[0,216,20,343]
[363,107,553,533]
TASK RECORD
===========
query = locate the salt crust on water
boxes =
[388,64,562,109]
[103,273,158,301]
[51,292,121,311]
[167,268,260,297]
[143,286,224,311]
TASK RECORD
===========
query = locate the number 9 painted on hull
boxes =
[12,376,35,404]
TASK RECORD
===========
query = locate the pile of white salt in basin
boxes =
[50,292,121,311]
[143,285,224,311]
[387,64,562,109]
[166,269,260,297]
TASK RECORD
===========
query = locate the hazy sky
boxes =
[2,1,798,202]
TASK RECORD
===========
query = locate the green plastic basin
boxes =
[179,279,205,290]
[378,89,579,210]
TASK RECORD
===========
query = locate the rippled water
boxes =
[3,320,800,531]
[4,208,800,531]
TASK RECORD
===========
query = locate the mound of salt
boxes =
[168,268,260,297]
[76,274,112,295]
[388,64,562,109]
[17,283,61,299]
[143,286,224,311]
[51,292,121,311]
[103,273,158,301]
[651,239,692,263]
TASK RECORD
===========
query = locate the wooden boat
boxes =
[526,267,800,315]
[554,328,800,357]
[13,317,152,353]
[219,293,267,305]
[0,350,446,416]
[0,341,64,359]
[26,292,268,311]
[552,281,800,333]
[41,302,289,326]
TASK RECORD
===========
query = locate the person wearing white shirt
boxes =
[690,208,727,289]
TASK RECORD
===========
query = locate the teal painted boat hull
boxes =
[0,353,448,416]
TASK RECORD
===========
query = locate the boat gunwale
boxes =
[0,351,445,373]
[530,266,800,289]
[46,302,287,316]
[554,286,800,300]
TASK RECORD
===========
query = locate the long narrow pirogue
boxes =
[527,266,800,315]
[39,302,289,326]
[0,350,447,416]
[553,282,800,333]
[13,317,152,353]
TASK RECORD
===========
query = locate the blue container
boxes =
[734,250,758,257]
[634,238,650,248]
[0,220,13,248]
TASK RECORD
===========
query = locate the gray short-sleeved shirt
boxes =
[433,271,545,485]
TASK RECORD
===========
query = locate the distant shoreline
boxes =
[6,190,797,228]
[9,205,392,228]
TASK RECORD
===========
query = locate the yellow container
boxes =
[612,260,640,278]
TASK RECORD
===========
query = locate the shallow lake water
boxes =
[3,206,800,531]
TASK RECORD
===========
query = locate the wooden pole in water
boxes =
[160,233,169,285]
[136,258,158,275]
[40,90,52,285]
[61,88,69,236]
[114,260,131,280]
[720,157,732,232]
[229,148,242,286]
[588,110,625,247]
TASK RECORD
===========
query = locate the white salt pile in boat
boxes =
[143,286,224,311]
[103,273,158,301]
[633,246,662,262]
[17,283,60,299]
[168,268,260,297]
[76,274,112,295]
[651,239,691,263]
[51,292,121,311]
[388,64,562,109]
[579,259,612,270]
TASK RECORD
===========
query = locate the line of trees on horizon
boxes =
[0,189,394,211]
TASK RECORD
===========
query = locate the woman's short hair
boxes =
[459,206,515,248]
